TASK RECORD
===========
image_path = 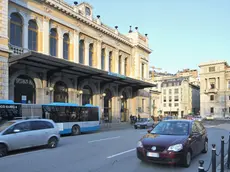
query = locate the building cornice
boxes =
[10,0,152,53]
[136,44,152,54]
[42,0,152,53]
[199,61,229,67]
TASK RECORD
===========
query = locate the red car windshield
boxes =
[151,121,189,136]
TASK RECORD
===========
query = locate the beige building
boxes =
[176,69,198,78]
[0,0,155,122]
[151,70,200,118]
[199,61,230,118]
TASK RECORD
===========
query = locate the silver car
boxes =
[134,118,155,129]
[0,119,60,157]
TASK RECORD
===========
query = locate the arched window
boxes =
[14,75,36,104]
[10,13,23,47]
[79,40,85,64]
[118,55,122,74]
[28,20,38,51]
[50,28,58,57]
[124,57,128,76]
[109,51,113,72]
[101,48,105,70]
[63,33,69,60]
[82,85,93,105]
[89,43,93,67]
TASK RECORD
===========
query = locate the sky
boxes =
[65,0,230,74]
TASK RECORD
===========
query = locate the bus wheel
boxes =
[72,125,81,135]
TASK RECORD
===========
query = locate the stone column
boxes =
[42,17,50,55]
[23,23,28,49]
[96,40,102,69]
[58,35,63,58]
[73,30,79,63]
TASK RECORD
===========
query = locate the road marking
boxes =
[107,148,136,159]
[205,125,215,128]
[88,136,121,143]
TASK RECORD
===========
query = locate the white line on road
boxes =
[88,136,121,143]
[107,148,136,159]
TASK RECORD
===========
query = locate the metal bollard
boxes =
[198,160,205,172]
[212,144,216,172]
[228,132,230,169]
[221,136,224,172]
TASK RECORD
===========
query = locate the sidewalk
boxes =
[99,122,133,132]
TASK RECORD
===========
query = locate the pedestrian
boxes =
[133,115,137,123]
[138,114,140,121]
[130,114,133,124]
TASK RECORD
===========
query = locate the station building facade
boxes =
[0,0,155,122]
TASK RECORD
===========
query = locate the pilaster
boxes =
[42,16,50,55]
[73,30,79,63]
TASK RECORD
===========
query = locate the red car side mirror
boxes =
[147,128,152,133]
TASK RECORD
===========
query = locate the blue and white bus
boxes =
[0,100,22,124]
[42,103,100,135]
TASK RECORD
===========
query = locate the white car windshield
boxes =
[0,121,15,132]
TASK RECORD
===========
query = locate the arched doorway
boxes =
[104,89,112,122]
[14,75,36,103]
[82,85,93,105]
[53,81,68,102]
[121,91,128,122]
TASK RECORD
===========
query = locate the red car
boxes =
[136,120,208,167]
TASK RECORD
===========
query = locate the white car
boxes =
[0,119,60,157]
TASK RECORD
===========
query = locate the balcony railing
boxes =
[9,44,29,55]
[204,88,218,94]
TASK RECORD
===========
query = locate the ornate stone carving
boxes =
[44,6,52,13]
[97,32,103,38]
[75,21,81,28]
[43,16,50,22]
[115,41,120,46]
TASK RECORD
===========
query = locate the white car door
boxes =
[29,121,50,147]
[3,121,32,151]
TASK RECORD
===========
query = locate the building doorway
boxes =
[82,85,93,105]
[104,89,112,122]
[121,91,128,122]
[53,81,68,102]
[14,75,36,104]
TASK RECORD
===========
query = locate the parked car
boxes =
[134,118,154,129]
[0,119,60,157]
[136,119,208,167]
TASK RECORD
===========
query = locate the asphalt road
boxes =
[0,125,230,172]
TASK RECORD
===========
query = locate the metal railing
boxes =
[198,134,230,172]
